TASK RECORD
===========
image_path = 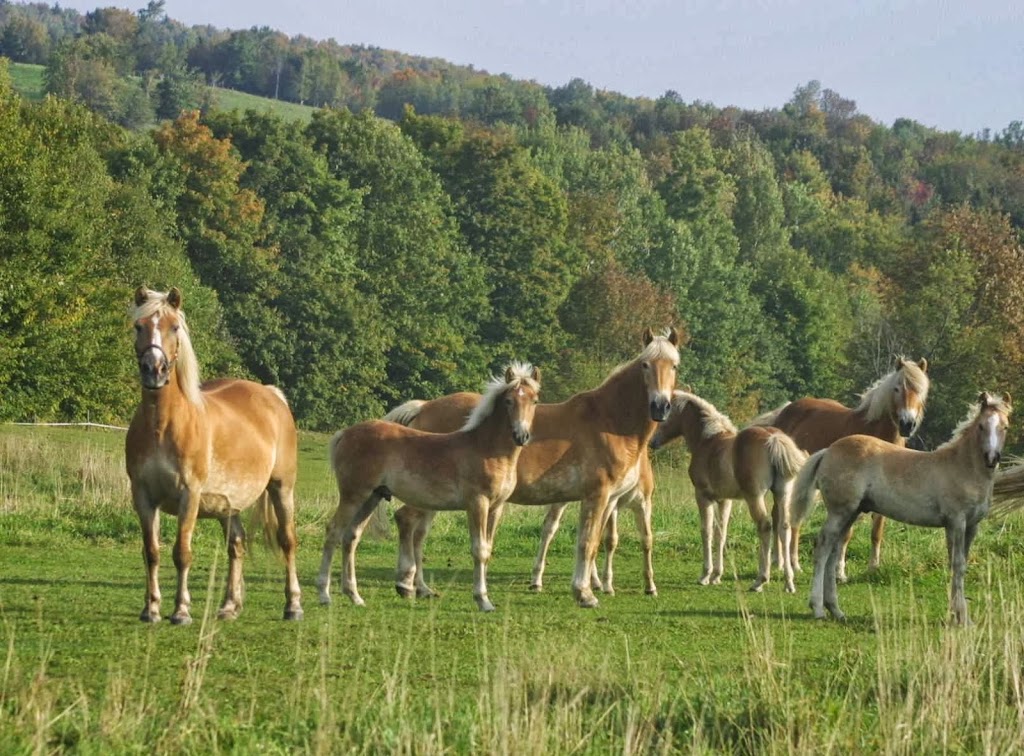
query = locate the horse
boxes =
[649,390,807,593]
[389,327,680,608]
[316,363,541,612]
[385,395,657,596]
[750,357,930,579]
[125,287,303,624]
[792,392,1010,625]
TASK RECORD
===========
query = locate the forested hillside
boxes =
[1,2,1023,446]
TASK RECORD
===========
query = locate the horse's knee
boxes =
[471,544,492,563]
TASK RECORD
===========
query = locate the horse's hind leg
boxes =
[317,488,376,606]
[823,513,857,621]
[530,503,569,592]
[629,496,657,596]
[268,482,303,620]
[869,514,886,571]
[745,493,773,593]
[810,512,846,619]
[771,480,795,593]
[217,514,246,620]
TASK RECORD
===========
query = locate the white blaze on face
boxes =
[149,314,162,352]
[983,412,1003,462]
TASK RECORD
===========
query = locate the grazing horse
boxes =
[125,287,303,624]
[750,357,929,579]
[793,392,1010,625]
[384,399,657,597]
[390,328,680,608]
[649,390,807,593]
[317,364,541,612]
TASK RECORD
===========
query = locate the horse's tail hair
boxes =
[326,428,392,539]
[765,432,808,482]
[383,399,426,426]
[791,449,827,525]
[747,402,790,428]
[990,461,1024,517]
[249,492,283,554]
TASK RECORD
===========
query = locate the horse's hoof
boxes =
[529,583,543,593]
[477,599,496,612]
[577,595,599,609]
[749,583,765,593]
[283,608,304,621]
[603,587,616,596]
[837,575,849,585]
[416,587,439,599]
[697,576,711,586]
[395,584,415,599]
[710,576,723,586]
[170,612,192,626]
[216,607,240,621]
[139,610,161,623]
[645,587,658,597]
[785,583,796,594]
[318,592,331,606]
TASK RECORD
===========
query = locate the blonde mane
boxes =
[601,334,681,387]
[461,362,540,432]
[671,390,737,438]
[855,358,930,422]
[937,394,1012,451]
[130,289,203,407]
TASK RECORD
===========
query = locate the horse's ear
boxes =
[667,327,680,346]
[134,286,149,307]
[1004,392,1012,409]
[979,391,992,407]
[893,355,904,369]
[918,357,928,373]
[642,327,654,346]
[683,383,693,393]
[531,366,541,385]
[504,366,515,383]
[167,287,183,310]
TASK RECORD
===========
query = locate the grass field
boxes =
[3,423,1024,753]
[7,62,317,121]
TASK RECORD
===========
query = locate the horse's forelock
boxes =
[899,358,930,401]
[638,335,680,366]
[461,362,538,432]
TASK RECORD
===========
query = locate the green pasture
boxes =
[2,424,1024,753]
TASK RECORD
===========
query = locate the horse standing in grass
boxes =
[649,390,807,593]
[125,287,303,624]
[792,392,1010,625]
[317,364,541,612]
[750,357,929,579]
[384,399,658,597]
[389,328,680,608]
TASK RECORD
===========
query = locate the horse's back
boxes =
[203,379,297,468]
[774,398,866,452]
[408,392,480,433]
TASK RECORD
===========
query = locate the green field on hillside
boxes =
[3,423,1024,752]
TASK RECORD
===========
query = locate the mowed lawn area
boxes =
[2,424,1024,753]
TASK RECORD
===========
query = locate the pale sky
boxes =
[54,0,1024,134]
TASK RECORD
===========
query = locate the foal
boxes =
[650,390,807,592]
[793,392,1010,625]
[317,364,540,611]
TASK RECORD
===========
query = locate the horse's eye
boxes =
[172,324,180,333]
[134,323,142,332]
[641,362,650,370]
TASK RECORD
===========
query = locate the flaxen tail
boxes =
[790,449,827,525]
[250,492,283,554]
[765,432,807,482]
[747,402,790,428]
[383,399,426,426]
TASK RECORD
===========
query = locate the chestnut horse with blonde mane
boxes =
[388,328,680,608]
[750,357,929,579]
[125,287,303,624]
[385,401,657,597]
[649,390,807,593]
[793,392,1010,625]
[317,363,540,611]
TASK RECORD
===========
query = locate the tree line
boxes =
[0,5,1023,448]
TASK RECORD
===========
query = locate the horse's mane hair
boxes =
[937,394,1012,451]
[671,390,737,438]
[602,332,681,386]
[855,357,930,421]
[130,289,203,407]
[461,361,539,432]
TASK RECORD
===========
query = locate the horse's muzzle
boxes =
[986,451,1002,469]
[138,349,170,390]
[650,398,671,423]
[898,419,918,437]
[513,428,531,446]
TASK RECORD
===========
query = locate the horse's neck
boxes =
[140,369,202,438]
[853,405,899,442]
[678,407,712,451]
[465,407,517,458]
[593,365,654,439]
[941,433,993,481]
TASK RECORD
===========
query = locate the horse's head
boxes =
[641,327,680,422]
[649,387,692,450]
[892,357,929,437]
[132,286,185,391]
[501,363,541,446]
[976,391,1012,469]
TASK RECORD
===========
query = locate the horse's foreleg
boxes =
[170,487,201,625]
[573,493,610,608]
[712,499,732,584]
[696,497,714,584]
[746,494,773,593]
[946,520,970,626]
[629,495,657,596]
[134,490,161,623]
[530,503,568,592]
[217,514,246,621]
[599,506,619,595]
[790,523,803,573]
[268,482,303,620]
[467,498,495,612]
[869,514,886,571]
